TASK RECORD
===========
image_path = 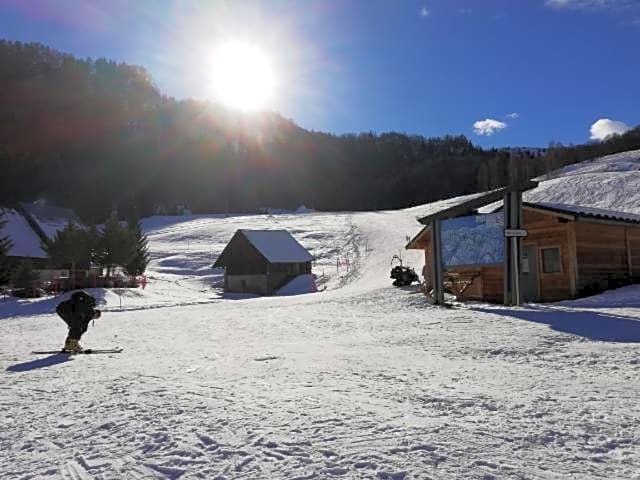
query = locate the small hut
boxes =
[213,229,314,295]
[406,192,640,303]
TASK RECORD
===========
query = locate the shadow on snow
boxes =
[0,289,110,320]
[473,306,640,343]
[6,354,72,373]
[0,295,62,320]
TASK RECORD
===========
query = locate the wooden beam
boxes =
[418,181,538,225]
[522,205,575,221]
[576,216,640,229]
[566,221,578,297]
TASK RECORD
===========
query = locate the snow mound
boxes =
[276,274,318,296]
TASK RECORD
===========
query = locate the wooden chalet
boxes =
[213,229,314,295]
[407,188,640,303]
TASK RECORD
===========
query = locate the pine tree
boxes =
[0,210,13,285]
[11,258,40,296]
[97,215,136,277]
[44,222,97,270]
[125,221,150,276]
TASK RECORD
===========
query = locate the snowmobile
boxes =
[389,255,419,287]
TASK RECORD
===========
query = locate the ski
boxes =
[31,348,123,355]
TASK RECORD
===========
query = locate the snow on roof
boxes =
[0,208,47,258]
[241,229,314,263]
[20,201,83,240]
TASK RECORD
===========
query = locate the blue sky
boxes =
[0,0,638,147]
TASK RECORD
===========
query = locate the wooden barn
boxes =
[407,189,640,304]
[213,229,314,295]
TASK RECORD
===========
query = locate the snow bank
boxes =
[276,274,318,296]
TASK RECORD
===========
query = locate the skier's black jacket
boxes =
[56,291,100,340]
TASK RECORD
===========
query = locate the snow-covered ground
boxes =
[2,151,640,479]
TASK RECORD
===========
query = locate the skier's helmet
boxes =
[71,290,89,301]
[71,290,96,307]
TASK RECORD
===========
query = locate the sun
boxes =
[211,41,276,111]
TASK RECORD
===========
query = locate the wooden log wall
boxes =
[629,228,640,281]
[522,209,572,301]
[574,222,640,294]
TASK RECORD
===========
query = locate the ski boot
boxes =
[63,337,84,354]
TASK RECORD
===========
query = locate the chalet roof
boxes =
[0,208,47,258]
[19,201,83,240]
[241,229,314,263]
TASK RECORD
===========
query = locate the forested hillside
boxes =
[0,40,638,222]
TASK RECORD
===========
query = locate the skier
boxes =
[56,290,102,353]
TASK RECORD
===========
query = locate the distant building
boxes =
[213,229,314,295]
[0,207,48,268]
[0,202,85,284]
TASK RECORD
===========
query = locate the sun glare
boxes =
[212,42,276,111]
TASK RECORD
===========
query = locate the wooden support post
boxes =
[503,190,523,306]
[431,219,444,304]
[566,221,578,297]
[626,228,633,279]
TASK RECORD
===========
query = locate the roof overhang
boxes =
[406,225,431,250]
[417,181,539,226]
[523,202,640,227]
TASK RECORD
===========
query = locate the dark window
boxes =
[541,248,561,273]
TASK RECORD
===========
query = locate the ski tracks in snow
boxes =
[2,197,640,478]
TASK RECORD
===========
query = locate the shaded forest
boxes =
[1,40,639,222]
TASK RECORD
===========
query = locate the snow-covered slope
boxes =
[1,150,640,479]
[526,149,640,214]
